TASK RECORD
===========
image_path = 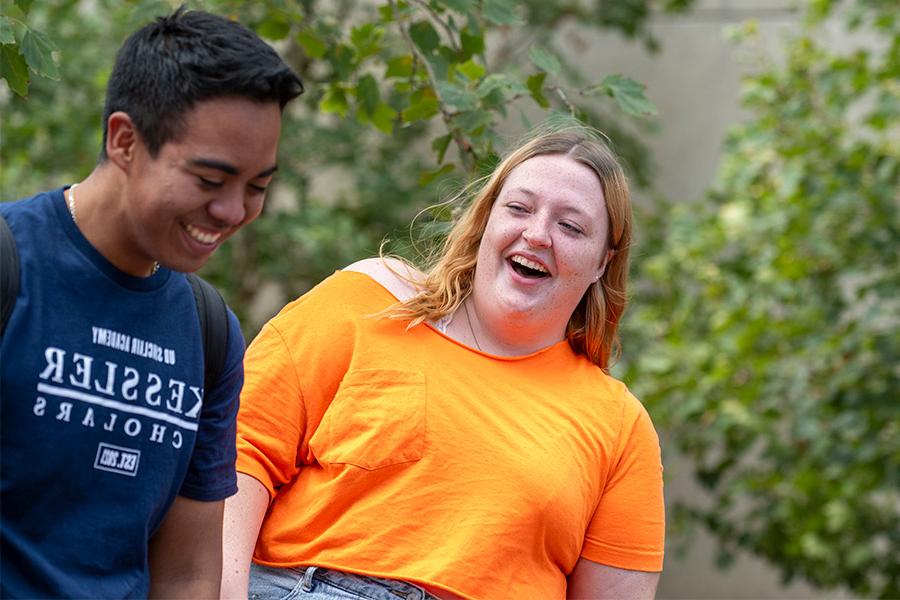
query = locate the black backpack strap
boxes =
[185,273,230,394]
[1,214,20,336]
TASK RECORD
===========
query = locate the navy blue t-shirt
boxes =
[0,188,244,598]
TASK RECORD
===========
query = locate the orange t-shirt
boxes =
[237,271,664,600]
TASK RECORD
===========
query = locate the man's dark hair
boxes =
[100,7,303,160]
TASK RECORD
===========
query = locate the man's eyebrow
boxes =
[190,158,238,175]
[256,165,278,178]
[189,158,278,179]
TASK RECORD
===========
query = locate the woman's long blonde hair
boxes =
[387,125,632,370]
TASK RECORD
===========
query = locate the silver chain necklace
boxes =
[67,184,159,276]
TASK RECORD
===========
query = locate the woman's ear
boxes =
[596,248,616,279]
[105,111,138,172]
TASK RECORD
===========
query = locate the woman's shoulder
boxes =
[342,257,425,302]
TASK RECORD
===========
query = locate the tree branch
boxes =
[411,0,462,55]
[390,0,475,171]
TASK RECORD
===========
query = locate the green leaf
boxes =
[351,23,383,60]
[19,27,58,79]
[441,0,474,12]
[476,73,510,98]
[257,15,291,40]
[437,81,476,110]
[427,49,450,80]
[529,46,561,76]
[319,86,349,117]
[527,72,549,108]
[297,29,327,59]
[14,0,33,14]
[409,20,439,54]
[454,108,492,134]
[330,43,356,80]
[385,55,414,78]
[431,133,452,163]
[401,88,440,122]
[483,0,521,25]
[460,27,484,58]
[593,74,658,117]
[518,107,534,131]
[0,17,15,45]
[370,103,398,134]
[356,74,381,116]
[456,58,485,81]
[419,163,455,187]
[0,44,29,96]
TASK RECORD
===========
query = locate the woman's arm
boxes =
[219,473,271,599]
[567,558,660,600]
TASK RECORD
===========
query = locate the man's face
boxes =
[122,97,282,274]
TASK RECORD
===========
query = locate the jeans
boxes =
[249,563,438,600]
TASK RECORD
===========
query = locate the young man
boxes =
[0,8,302,598]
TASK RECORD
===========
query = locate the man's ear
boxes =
[106,112,139,172]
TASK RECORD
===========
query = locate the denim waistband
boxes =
[249,562,438,600]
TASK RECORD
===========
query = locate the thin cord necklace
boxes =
[67,184,159,276]
[463,300,483,351]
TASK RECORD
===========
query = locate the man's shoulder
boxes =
[2,188,57,218]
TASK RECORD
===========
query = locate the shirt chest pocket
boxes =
[310,369,426,470]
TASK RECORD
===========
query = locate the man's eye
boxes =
[249,184,268,194]
[198,177,223,188]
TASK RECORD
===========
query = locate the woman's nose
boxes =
[522,221,551,248]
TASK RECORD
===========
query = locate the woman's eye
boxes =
[249,184,268,194]
[506,203,528,213]
[560,222,584,235]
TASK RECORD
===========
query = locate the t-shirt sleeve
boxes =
[234,273,376,499]
[580,393,665,572]
[234,318,307,498]
[178,308,244,501]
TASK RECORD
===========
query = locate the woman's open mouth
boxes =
[509,255,550,279]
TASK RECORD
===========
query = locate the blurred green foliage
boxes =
[4,0,898,596]
[0,0,686,332]
[621,1,899,596]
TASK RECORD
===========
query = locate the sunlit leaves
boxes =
[455,58,485,81]
[296,28,327,58]
[623,1,899,595]
[0,43,28,95]
[2,0,677,357]
[529,46,561,76]
[526,72,549,108]
[0,2,59,96]
[589,74,657,117]
[408,20,439,54]
[350,23,383,60]
[257,13,291,40]
[402,87,440,122]
[431,133,452,163]
[0,16,14,44]
[319,85,349,117]
[483,0,521,25]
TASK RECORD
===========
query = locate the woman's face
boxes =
[471,154,612,340]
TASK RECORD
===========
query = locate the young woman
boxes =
[221,127,664,600]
